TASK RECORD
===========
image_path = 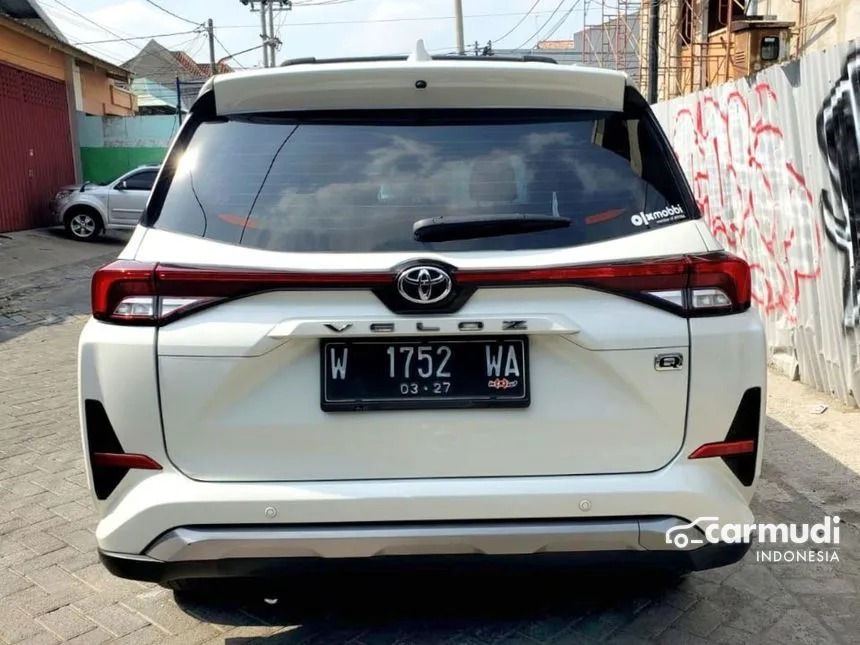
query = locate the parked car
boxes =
[51,164,160,241]
[78,41,765,592]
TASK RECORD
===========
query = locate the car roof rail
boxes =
[279,53,559,67]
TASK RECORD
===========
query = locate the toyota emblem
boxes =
[396,266,453,305]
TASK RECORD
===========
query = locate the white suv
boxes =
[78,42,765,590]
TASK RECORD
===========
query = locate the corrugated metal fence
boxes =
[653,39,860,406]
[0,61,75,233]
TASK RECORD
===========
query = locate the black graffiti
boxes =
[816,47,860,330]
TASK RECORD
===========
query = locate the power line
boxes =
[124,32,208,76]
[291,0,359,5]
[491,0,541,45]
[49,0,132,42]
[143,0,203,27]
[540,2,580,42]
[46,0,193,69]
[217,43,265,69]
[43,2,214,77]
[276,7,290,31]
[186,33,207,60]
[213,34,246,70]
[511,0,567,50]
[214,10,560,29]
[46,0,160,64]
[49,0,203,57]
[238,1,292,69]
[267,11,288,63]
[73,30,199,46]
[127,33,208,74]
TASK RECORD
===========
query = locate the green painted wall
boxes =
[80,147,166,184]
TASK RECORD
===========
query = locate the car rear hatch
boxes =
[96,67,751,482]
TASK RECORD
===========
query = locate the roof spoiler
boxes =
[280,39,559,67]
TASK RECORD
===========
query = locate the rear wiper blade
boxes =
[413,213,571,243]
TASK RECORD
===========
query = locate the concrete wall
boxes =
[653,38,860,406]
[80,148,166,184]
[78,113,174,183]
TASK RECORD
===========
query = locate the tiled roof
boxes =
[169,50,200,76]
[169,50,233,77]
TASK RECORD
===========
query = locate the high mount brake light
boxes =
[91,252,751,325]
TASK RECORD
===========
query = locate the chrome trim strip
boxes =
[144,518,699,562]
[267,314,581,338]
[101,550,161,563]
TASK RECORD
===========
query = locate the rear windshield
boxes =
[150,109,694,252]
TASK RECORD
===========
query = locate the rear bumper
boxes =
[94,459,755,554]
[100,518,752,584]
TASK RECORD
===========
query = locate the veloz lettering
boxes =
[363,321,529,333]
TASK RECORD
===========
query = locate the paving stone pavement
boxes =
[1,249,859,644]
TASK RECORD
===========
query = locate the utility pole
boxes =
[454,0,465,54]
[206,18,216,76]
[240,1,291,68]
[259,1,269,67]
[267,0,276,66]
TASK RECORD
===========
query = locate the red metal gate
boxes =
[0,61,75,233]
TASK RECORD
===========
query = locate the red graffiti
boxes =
[670,82,821,324]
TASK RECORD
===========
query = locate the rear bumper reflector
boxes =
[92,453,163,470]
[688,440,755,460]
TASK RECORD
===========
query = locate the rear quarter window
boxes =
[150,108,695,253]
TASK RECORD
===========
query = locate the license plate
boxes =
[321,336,530,411]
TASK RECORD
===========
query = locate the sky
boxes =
[38,0,606,70]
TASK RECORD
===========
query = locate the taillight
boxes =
[91,251,750,325]
[456,251,751,316]
[686,253,751,313]
[91,261,392,325]
[91,261,157,324]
